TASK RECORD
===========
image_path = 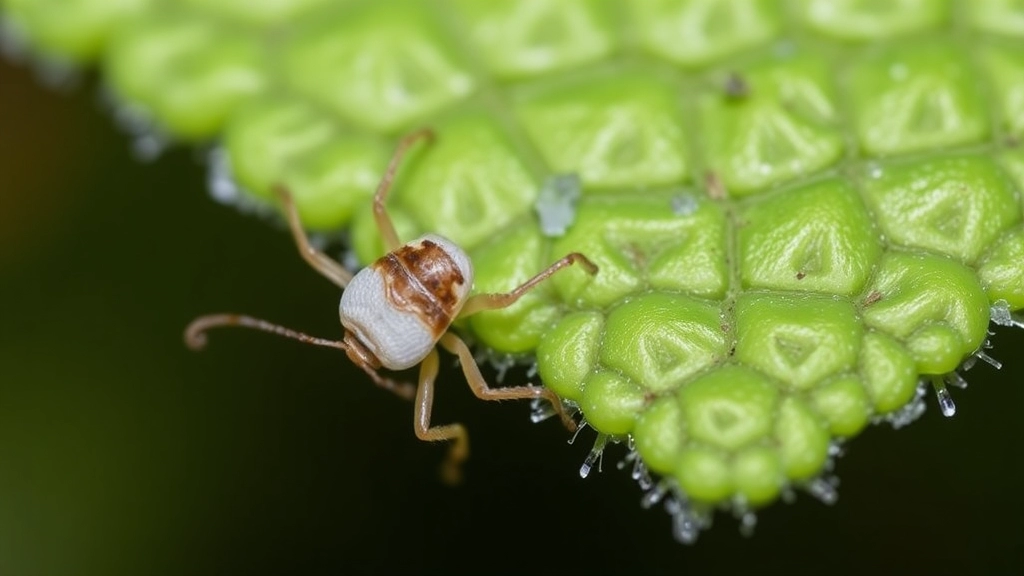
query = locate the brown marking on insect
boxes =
[796,271,806,280]
[374,239,465,337]
[863,290,883,306]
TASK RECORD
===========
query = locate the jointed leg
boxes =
[439,332,577,433]
[414,347,469,485]
[273,185,353,288]
[459,252,598,317]
[349,355,416,401]
[373,128,435,252]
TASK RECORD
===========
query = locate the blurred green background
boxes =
[2,52,1023,575]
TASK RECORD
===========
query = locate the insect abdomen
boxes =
[339,234,474,370]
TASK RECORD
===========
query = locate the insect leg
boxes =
[273,186,353,288]
[458,252,598,317]
[373,128,435,252]
[413,347,470,484]
[439,332,577,433]
[347,356,416,401]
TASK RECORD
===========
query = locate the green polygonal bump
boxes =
[284,137,394,232]
[180,0,336,27]
[861,155,1021,264]
[633,397,685,475]
[674,446,733,504]
[225,97,394,231]
[579,370,647,436]
[970,0,1024,37]
[515,71,689,189]
[226,97,339,200]
[628,0,782,67]
[701,53,844,195]
[677,365,778,452]
[797,0,949,41]
[980,45,1024,136]
[848,42,989,156]
[282,3,474,133]
[734,293,863,391]
[392,115,538,250]
[811,374,871,437]
[105,11,266,138]
[859,330,919,413]
[862,251,990,375]
[600,293,728,394]
[739,178,881,296]
[550,194,728,308]
[451,0,617,80]
[468,222,560,353]
[978,227,1024,310]
[775,397,830,481]
[536,311,604,403]
[732,446,784,506]
[3,0,150,61]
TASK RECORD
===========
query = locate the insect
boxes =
[185,128,598,483]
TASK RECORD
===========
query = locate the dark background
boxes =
[1,54,1022,576]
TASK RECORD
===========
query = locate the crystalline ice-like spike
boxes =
[989,299,1023,328]
[946,372,969,390]
[827,441,846,458]
[565,416,589,444]
[739,512,758,537]
[807,477,839,505]
[529,400,557,424]
[640,481,669,509]
[932,377,956,417]
[666,497,712,545]
[975,350,1002,370]
[877,381,927,429]
[579,434,608,478]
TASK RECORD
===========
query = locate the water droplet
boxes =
[932,377,956,417]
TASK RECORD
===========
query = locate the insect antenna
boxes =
[185,314,347,352]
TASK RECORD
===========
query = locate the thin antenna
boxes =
[184,314,347,352]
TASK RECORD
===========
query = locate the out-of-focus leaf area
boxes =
[1,1,1024,574]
